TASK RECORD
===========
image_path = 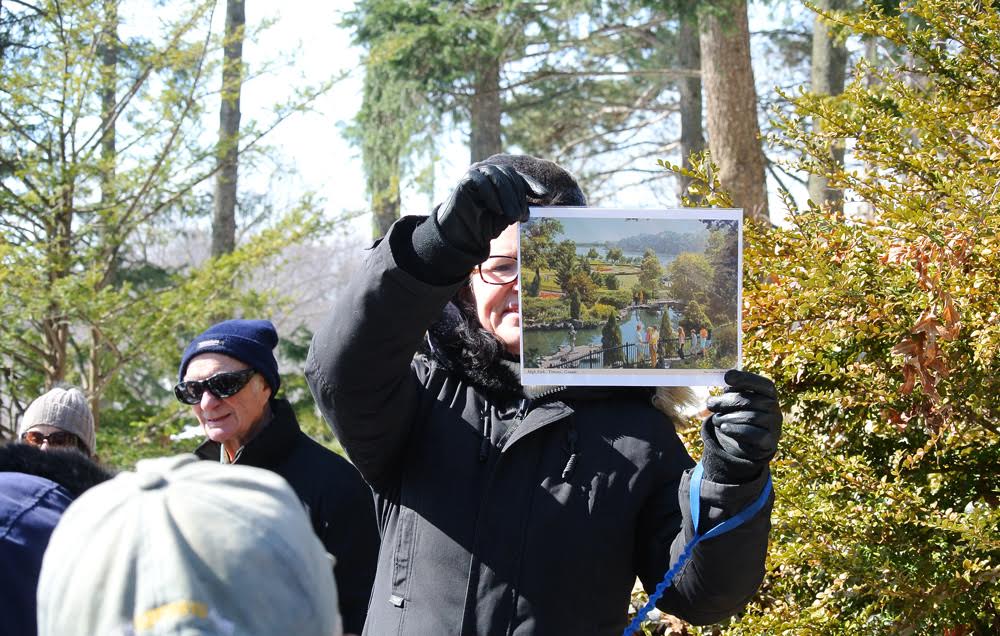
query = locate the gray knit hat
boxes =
[36,454,342,636]
[18,387,95,456]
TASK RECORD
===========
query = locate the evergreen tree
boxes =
[657,309,674,360]
[601,313,623,367]
[680,300,711,333]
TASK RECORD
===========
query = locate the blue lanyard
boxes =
[622,462,774,636]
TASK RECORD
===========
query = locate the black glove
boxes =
[404,163,547,285]
[701,369,782,483]
[435,164,547,258]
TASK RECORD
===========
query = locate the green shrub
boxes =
[660,1,1000,633]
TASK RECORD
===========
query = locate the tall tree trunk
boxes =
[212,0,245,257]
[677,5,705,203]
[90,0,120,429]
[807,0,848,211]
[469,57,502,163]
[699,0,769,224]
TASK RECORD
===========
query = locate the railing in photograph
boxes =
[549,342,638,369]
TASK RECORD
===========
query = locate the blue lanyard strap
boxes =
[622,462,773,636]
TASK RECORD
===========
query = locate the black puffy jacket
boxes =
[306,217,772,635]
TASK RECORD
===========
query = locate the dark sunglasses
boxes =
[174,368,256,405]
[22,429,82,449]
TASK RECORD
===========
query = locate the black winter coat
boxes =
[306,217,772,635]
[195,398,379,634]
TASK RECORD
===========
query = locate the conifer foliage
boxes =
[691,1,1000,632]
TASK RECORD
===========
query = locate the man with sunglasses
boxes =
[177,319,378,636]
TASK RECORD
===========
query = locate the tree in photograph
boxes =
[568,289,581,320]
[601,313,623,367]
[675,1,1000,631]
[703,223,739,320]
[679,299,711,333]
[565,271,598,306]
[657,308,674,361]
[638,248,664,295]
[586,247,599,261]
[606,247,624,264]
[604,273,619,290]
[521,217,563,271]
[551,240,579,294]
[526,269,542,297]
[666,252,713,307]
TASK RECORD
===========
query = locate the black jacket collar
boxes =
[194,398,300,469]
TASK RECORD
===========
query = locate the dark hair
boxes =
[425,284,507,373]
[427,153,586,375]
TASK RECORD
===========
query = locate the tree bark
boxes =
[699,0,769,224]
[677,6,705,203]
[469,57,502,163]
[212,0,245,257]
[91,0,119,429]
[807,0,848,211]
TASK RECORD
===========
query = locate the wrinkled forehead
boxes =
[183,352,248,380]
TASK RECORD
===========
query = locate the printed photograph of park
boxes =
[519,211,740,380]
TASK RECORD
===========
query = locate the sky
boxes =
[556,218,711,243]
[237,1,468,241]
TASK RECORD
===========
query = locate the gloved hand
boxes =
[435,164,547,258]
[701,369,782,483]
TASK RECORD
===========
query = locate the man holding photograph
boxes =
[307,154,781,635]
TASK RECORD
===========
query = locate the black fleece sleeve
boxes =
[306,216,467,488]
[392,211,486,285]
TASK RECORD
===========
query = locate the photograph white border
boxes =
[518,207,743,387]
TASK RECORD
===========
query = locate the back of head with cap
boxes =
[18,386,96,456]
[37,454,341,636]
[178,319,281,394]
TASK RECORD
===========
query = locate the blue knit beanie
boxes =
[178,319,281,393]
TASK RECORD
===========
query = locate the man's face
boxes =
[184,353,271,447]
[471,224,521,356]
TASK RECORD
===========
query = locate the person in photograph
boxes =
[176,319,378,636]
[307,153,782,635]
[635,321,646,365]
[701,327,710,357]
[17,386,96,458]
[677,325,686,359]
[647,325,659,368]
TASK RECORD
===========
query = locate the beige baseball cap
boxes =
[37,454,342,636]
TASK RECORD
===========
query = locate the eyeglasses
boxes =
[22,429,82,449]
[174,368,256,405]
[478,255,519,285]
